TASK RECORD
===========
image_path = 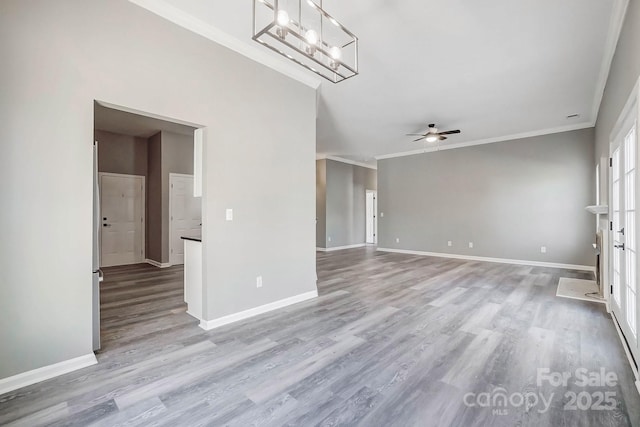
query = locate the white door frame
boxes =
[365,189,377,244]
[98,172,146,266]
[169,173,198,266]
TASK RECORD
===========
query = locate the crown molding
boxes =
[591,0,630,123]
[375,121,594,161]
[316,155,378,170]
[127,0,322,90]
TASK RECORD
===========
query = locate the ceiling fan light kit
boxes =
[406,124,461,143]
[252,0,358,83]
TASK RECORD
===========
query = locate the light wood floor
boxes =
[1,247,639,426]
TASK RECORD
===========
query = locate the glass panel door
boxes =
[612,148,622,307]
[611,120,638,359]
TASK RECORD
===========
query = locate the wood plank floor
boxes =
[1,247,640,426]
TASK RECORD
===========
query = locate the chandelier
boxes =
[252,0,358,83]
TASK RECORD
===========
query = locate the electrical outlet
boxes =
[447,241,452,247]
[256,276,263,288]
[328,236,332,242]
[541,246,547,254]
[380,212,384,217]
[396,237,400,243]
[225,208,233,221]
[468,242,473,248]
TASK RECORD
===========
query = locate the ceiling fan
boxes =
[407,124,461,143]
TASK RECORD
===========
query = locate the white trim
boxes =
[375,122,594,160]
[98,172,146,267]
[145,258,172,268]
[376,248,595,272]
[199,290,318,330]
[95,100,205,128]
[610,312,640,396]
[591,0,630,123]
[0,353,97,395]
[317,243,367,252]
[316,155,377,170]
[610,77,640,143]
[127,0,322,90]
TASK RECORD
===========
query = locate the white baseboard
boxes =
[186,310,204,323]
[376,248,595,272]
[145,259,171,268]
[0,353,97,395]
[199,290,318,331]
[610,312,640,396]
[316,243,366,252]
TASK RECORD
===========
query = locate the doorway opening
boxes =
[92,101,204,352]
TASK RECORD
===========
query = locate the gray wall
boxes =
[378,128,595,266]
[95,130,148,176]
[147,132,163,263]
[317,159,377,248]
[159,131,194,263]
[316,160,327,247]
[595,0,640,202]
[0,0,316,380]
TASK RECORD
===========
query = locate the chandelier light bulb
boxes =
[305,29,319,45]
[329,46,342,60]
[276,10,290,26]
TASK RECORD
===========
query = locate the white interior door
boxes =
[100,173,145,267]
[170,174,202,265]
[366,190,377,244]
[610,116,638,362]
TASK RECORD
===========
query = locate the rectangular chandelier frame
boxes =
[252,0,359,84]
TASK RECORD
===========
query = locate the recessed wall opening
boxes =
[92,101,204,352]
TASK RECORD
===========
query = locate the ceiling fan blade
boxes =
[412,137,425,142]
[438,130,461,135]
[439,136,448,141]
[406,133,427,136]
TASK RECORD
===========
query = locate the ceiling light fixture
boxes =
[252,0,358,83]
[425,135,439,143]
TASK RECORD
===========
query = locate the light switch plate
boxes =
[226,209,233,221]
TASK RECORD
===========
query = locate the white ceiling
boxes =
[132,0,624,163]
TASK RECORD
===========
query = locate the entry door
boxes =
[169,174,202,265]
[611,119,639,361]
[100,173,145,267]
[366,190,377,244]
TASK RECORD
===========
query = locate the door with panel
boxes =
[169,174,202,265]
[366,190,377,244]
[610,114,639,363]
[100,173,145,267]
